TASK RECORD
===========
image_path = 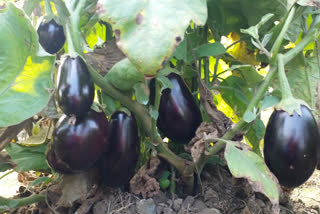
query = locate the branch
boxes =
[0,194,45,212]
[270,5,296,65]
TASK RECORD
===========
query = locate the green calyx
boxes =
[275,54,309,115]
[275,97,309,116]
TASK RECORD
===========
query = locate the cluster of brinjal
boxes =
[39,20,140,187]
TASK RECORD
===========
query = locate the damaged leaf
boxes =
[98,0,207,76]
[130,156,161,198]
[224,143,280,206]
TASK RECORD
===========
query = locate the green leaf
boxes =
[261,96,280,110]
[149,107,159,120]
[85,21,106,49]
[98,0,207,76]
[240,13,274,40]
[219,76,252,116]
[5,143,49,172]
[224,143,279,206]
[159,170,170,180]
[133,82,149,105]
[101,93,117,115]
[245,118,265,156]
[207,155,224,166]
[243,111,256,123]
[0,4,54,127]
[235,66,264,88]
[178,152,193,161]
[105,58,144,92]
[173,32,201,63]
[28,176,52,188]
[194,42,226,58]
[157,73,173,91]
[0,164,12,172]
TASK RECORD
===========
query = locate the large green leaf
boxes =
[0,4,55,127]
[5,143,49,172]
[98,0,207,76]
[224,143,279,206]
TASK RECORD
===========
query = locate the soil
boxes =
[5,161,320,214]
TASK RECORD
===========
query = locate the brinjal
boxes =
[50,110,109,172]
[264,105,320,188]
[56,56,94,117]
[37,19,65,54]
[155,73,202,144]
[101,111,140,187]
[46,143,73,174]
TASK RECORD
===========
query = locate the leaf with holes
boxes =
[224,143,279,206]
[98,0,207,76]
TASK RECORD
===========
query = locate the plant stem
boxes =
[0,194,45,212]
[204,58,210,85]
[0,170,14,180]
[270,5,296,65]
[277,54,293,99]
[152,78,161,142]
[284,15,320,64]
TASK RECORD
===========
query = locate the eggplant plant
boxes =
[0,0,320,212]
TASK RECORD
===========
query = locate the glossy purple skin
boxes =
[264,105,320,188]
[157,73,202,144]
[102,111,140,187]
[37,19,65,54]
[53,110,109,172]
[46,144,74,174]
[56,56,94,117]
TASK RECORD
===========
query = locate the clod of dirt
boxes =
[136,198,156,214]
[130,156,161,198]
[173,198,183,211]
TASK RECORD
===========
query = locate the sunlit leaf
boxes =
[98,0,207,76]
[0,4,54,127]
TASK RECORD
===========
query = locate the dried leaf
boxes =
[130,156,161,198]
[198,79,232,133]
[57,168,99,207]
